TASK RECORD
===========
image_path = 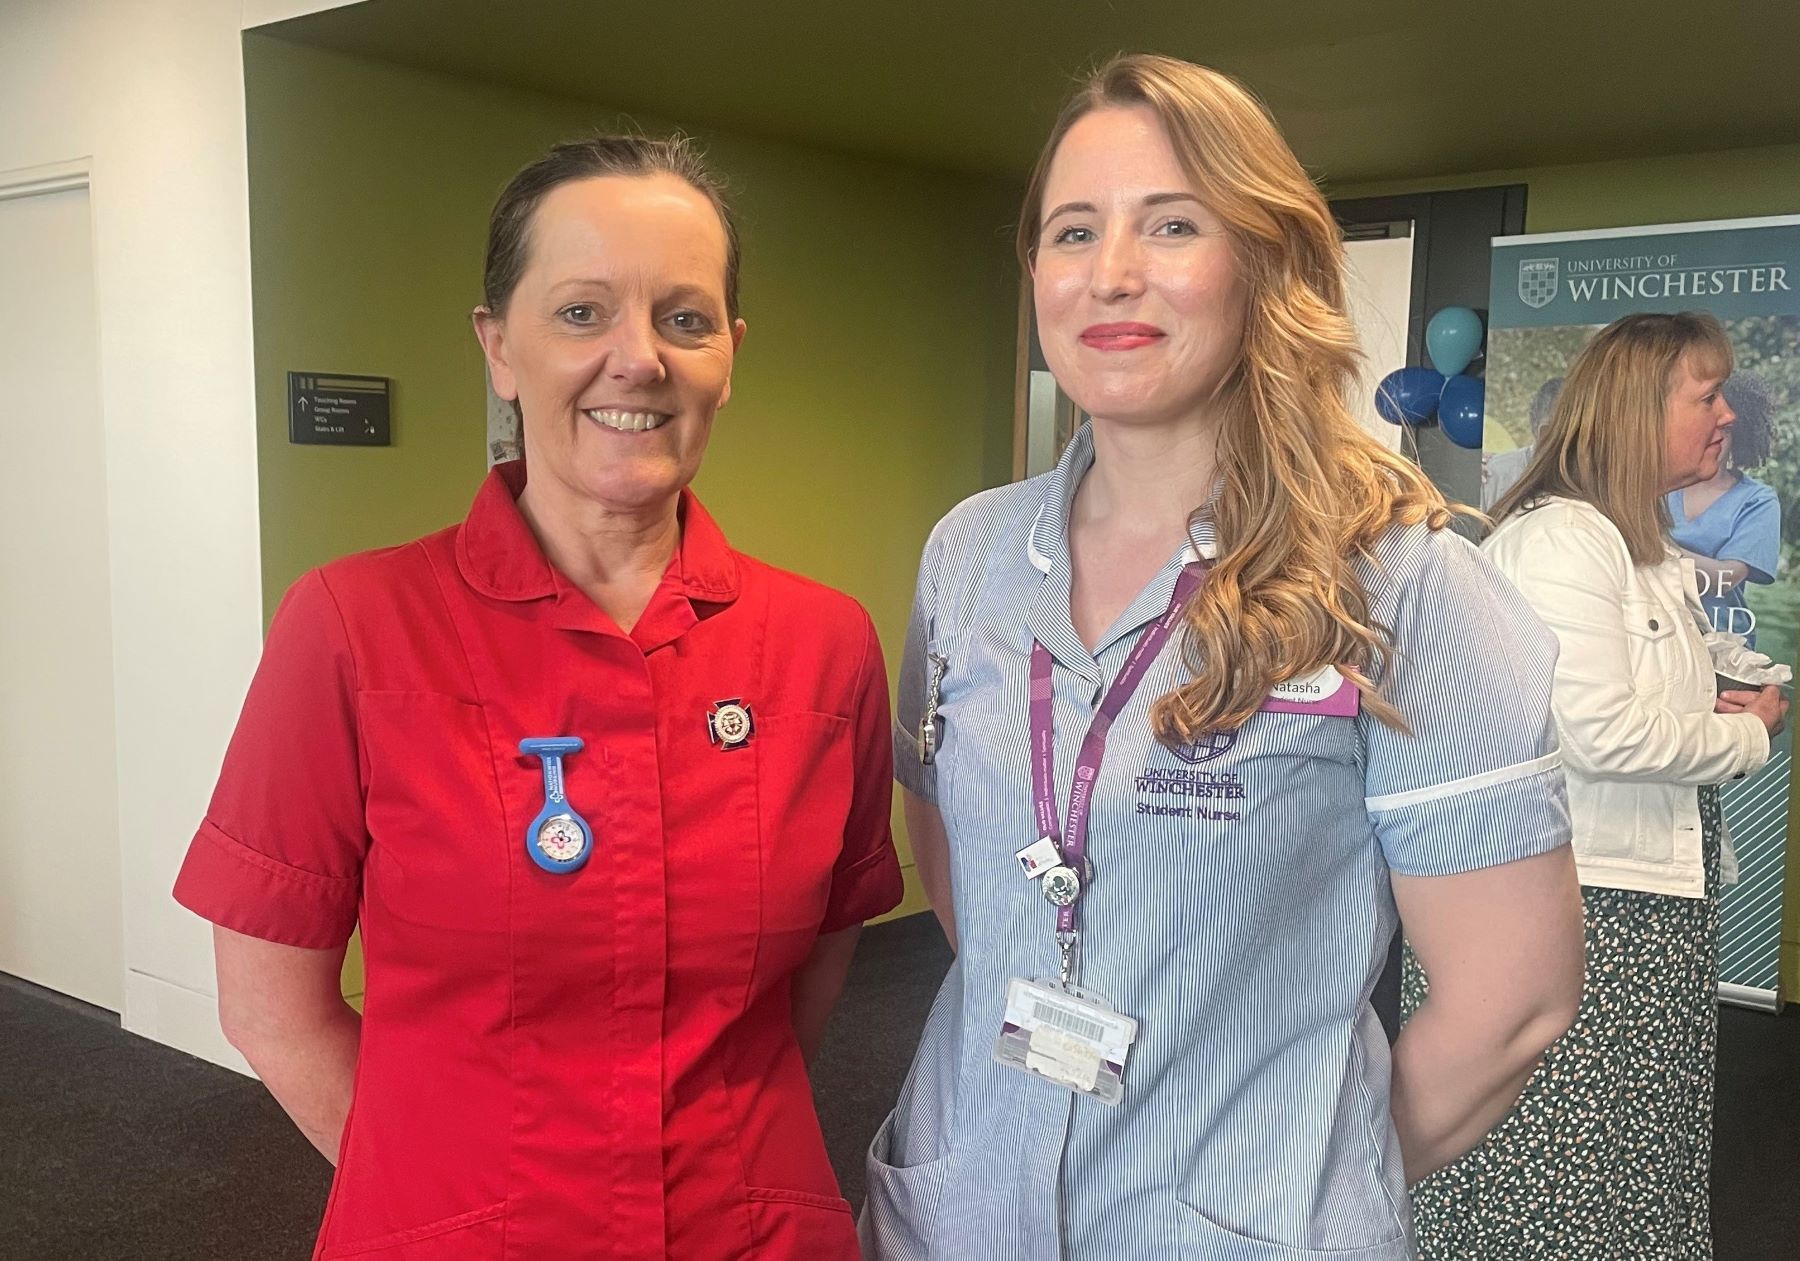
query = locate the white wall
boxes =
[0,0,354,1069]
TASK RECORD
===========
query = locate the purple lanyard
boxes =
[1030,562,1207,940]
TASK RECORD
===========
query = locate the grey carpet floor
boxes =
[1,913,1794,1259]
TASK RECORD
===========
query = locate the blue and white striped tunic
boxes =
[863,425,1571,1260]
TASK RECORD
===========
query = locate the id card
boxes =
[992,977,1138,1105]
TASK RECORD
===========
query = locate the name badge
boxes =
[1259,665,1359,717]
[992,977,1138,1105]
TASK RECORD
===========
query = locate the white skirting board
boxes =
[1717,981,1781,1013]
[123,970,253,1076]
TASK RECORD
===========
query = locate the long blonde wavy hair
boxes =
[1490,312,1733,566]
[1017,54,1456,737]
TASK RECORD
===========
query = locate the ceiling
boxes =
[256,0,1800,185]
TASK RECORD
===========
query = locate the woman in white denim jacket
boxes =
[1406,312,1788,1260]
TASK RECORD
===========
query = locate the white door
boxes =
[0,181,125,1013]
[1344,233,1417,450]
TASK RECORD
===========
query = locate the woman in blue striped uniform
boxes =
[861,55,1586,1260]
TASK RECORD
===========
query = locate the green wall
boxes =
[1338,141,1800,1003]
[1329,141,1800,234]
[244,36,1023,993]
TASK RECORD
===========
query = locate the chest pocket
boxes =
[1234,706,1360,768]
[359,691,509,935]
[1137,707,1360,849]
[927,625,1014,825]
[658,700,856,988]
[1622,599,1681,697]
[752,710,853,935]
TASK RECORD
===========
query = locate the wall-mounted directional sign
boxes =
[288,372,391,446]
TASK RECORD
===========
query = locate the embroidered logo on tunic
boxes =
[1134,764,1246,823]
[1170,730,1237,764]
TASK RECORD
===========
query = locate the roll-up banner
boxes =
[1486,215,1800,1009]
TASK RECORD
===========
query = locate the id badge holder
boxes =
[992,977,1138,1105]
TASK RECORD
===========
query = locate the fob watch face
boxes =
[536,814,586,863]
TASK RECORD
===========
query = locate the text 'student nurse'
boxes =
[863,56,1585,1260]
[175,134,902,1261]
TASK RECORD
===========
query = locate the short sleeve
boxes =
[1724,482,1781,583]
[893,524,945,803]
[172,570,368,948]
[1362,528,1571,876]
[819,613,904,933]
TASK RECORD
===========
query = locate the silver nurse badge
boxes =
[1040,864,1082,907]
[707,698,755,750]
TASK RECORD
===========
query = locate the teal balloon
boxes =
[1439,374,1485,449]
[1426,306,1484,376]
[1374,366,1445,427]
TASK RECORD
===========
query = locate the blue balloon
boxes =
[1426,306,1485,377]
[1374,366,1445,427]
[1439,374,1486,449]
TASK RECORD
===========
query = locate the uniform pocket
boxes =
[858,1112,951,1261]
[320,1201,505,1258]
[359,691,507,933]
[1574,777,1641,860]
[746,1187,858,1259]
[1168,1202,1408,1260]
[753,711,853,933]
[1237,707,1360,767]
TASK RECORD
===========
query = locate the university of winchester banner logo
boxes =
[1518,257,1559,309]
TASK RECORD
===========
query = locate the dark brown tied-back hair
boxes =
[481,132,742,320]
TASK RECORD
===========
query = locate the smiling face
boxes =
[1662,351,1736,491]
[1030,106,1247,430]
[474,173,744,515]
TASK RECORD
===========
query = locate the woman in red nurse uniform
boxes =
[174,134,902,1260]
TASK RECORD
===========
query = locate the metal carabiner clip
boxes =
[919,652,949,765]
[1056,930,1080,989]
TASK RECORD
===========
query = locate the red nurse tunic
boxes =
[174,461,903,1260]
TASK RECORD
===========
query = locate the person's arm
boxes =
[1389,847,1584,1183]
[172,570,371,1161]
[1361,527,1579,1176]
[1680,484,1781,595]
[798,610,903,1061]
[790,924,862,1063]
[903,790,956,952]
[1716,685,1788,735]
[1678,547,1750,592]
[1507,520,1767,784]
[892,523,955,950]
[214,925,361,1164]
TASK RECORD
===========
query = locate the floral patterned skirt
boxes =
[1401,787,1723,1260]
